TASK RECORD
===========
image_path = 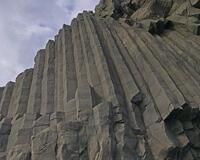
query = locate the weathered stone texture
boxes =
[41,40,56,115]
[27,50,45,114]
[0,82,14,118]
[8,69,33,118]
[96,0,200,35]
[0,87,4,103]
[0,0,200,159]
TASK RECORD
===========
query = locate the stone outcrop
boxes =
[0,0,200,159]
[96,0,200,34]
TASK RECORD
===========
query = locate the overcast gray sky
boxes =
[0,0,99,86]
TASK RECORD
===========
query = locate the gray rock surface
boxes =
[96,0,200,34]
[1,0,200,159]
[27,50,45,114]
[0,82,14,119]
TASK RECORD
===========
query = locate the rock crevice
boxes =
[0,0,200,159]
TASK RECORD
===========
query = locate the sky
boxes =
[0,0,99,86]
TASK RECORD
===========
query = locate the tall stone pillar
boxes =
[8,69,33,118]
[0,82,14,118]
[27,50,45,114]
[72,17,93,121]
[41,40,56,115]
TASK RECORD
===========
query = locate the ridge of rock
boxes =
[96,0,200,34]
[0,1,200,160]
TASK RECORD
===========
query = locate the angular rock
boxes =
[32,128,57,160]
[0,82,14,118]
[27,50,45,114]
[0,87,4,102]
[0,1,200,160]
[41,40,56,115]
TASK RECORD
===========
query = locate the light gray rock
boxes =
[32,128,57,160]
[55,30,65,112]
[41,40,56,115]
[0,118,11,153]
[27,50,45,114]
[33,114,50,136]
[72,18,93,121]
[1,1,200,160]
[7,144,31,160]
[62,25,78,104]
[8,69,33,119]
[50,111,65,129]
[56,121,88,160]
[96,0,200,35]
[15,69,33,116]
[0,82,14,118]
[93,102,114,160]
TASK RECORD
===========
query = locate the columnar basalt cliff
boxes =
[0,0,200,160]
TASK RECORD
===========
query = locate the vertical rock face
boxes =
[8,69,33,119]
[27,50,45,114]
[96,0,200,34]
[1,0,200,159]
[41,40,56,115]
[0,82,14,119]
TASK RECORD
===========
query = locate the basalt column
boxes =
[41,40,56,115]
[0,87,4,102]
[0,82,14,119]
[8,69,33,119]
[62,25,78,120]
[27,50,45,114]
[0,0,200,160]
